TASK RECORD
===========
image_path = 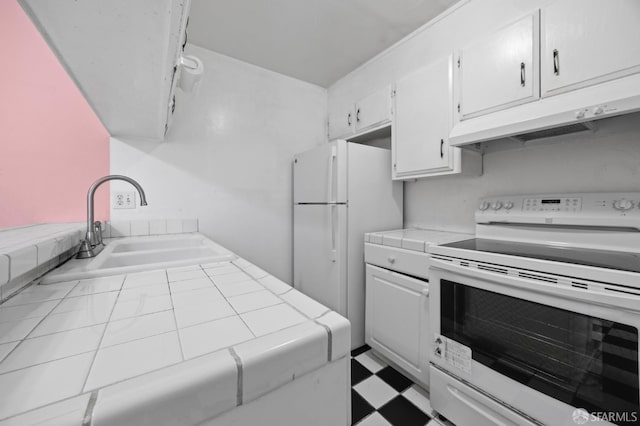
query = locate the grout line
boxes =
[166,269,186,361]
[82,391,99,426]
[80,275,126,392]
[228,347,243,406]
[314,320,333,362]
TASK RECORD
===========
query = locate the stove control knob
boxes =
[613,199,634,211]
[504,201,514,210]
[491,201,503,211]
[479,201,490,211]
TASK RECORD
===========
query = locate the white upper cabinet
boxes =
[393,56,453,179]
[328,86,392,140]
[19,0,190,141]
[456,12,540,120]
[354,87,393,132]
[541,0,640,97]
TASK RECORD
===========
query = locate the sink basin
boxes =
[41,234,236,284]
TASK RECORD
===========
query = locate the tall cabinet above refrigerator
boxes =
[293,139,403,348]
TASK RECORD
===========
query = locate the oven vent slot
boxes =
[518,272,557,284]
[571,282,589,290]
[459,261,470,267]
[478,264,508,274]
[431,255,453,262]
[604,287,640,297]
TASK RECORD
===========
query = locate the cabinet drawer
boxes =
[364,243,429,279]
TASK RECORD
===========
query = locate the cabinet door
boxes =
[328,102,354,140]
[355,86,392,132]
[365,264,429,385]
[541,0,640,97]
[457,12,540,120]
[393,56,453,179]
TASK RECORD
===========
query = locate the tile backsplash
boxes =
[103,219,199,238]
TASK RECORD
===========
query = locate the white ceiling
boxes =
[188,0,459,87]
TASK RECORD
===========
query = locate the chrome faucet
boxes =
[77,175,148,259]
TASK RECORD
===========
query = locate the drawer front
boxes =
[364,243,429,278]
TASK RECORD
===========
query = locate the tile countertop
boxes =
[0,251,350,425]
[365,228,474,252]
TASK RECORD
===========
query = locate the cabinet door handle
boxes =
[553,49,560,75]
[520,62,525,87]
[356,108,361,123]
[347,112,352,126]
[387,256,396,264]
[422,288,429,297]
[440,139,444,158]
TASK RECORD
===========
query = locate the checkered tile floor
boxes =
[351,345,443,426]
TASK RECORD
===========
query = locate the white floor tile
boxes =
[0,324,104,373]
[0,352,93,419]
[30,309,110,338]
[353,375,398,409]
[204,265,240,276]
[2,282,76,306]
[0,300,58,323]
[122,270,167,289]
[215,280,263,298]
[211,272,252,286]
[84,331,182,391]
[173,299,236,329]
[0,317,43,344]
[403,384,434,415]
[227,290,282,314]
[179,316,254,359]
[355,351,387,373]
[169,277,215,294]
[101,310,176,348]
[0,341,19,362]
[51,292,118,316]
[167,268,207,282]
[357,412,393,426]
[240,303,306,336]
[109,294,173,321]
[67,275,124,297]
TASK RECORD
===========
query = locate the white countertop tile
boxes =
[109,294,172,321]
[216,280,263,298]
[1,282,77,307]
[169,277,215,294]
[0,256,9,287]
[314,312,351,362]
[211,272,252,286]
[84,331,183,391]
[0,341,19,362]
[30,309,110,338]
[0,352,93,419]
[280,291,329,319]
[166,267,207,283]
[227,290,282,314]
[118,282,169,301]
[173,299,235,329]
[51,292,118,316]
[257,275,292,295]
[179,316,254,359]
[121,270,168,289]
[101,310,176,348]
[240,304,307,337]
[67,275,125,297]
[365,228,473,252]
[0,393,90,426]
[204,264,240,276]
[170,286,225,308]
[0,324,104,374]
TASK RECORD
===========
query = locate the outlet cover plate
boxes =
[113,192,136,209]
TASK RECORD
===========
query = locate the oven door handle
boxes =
[447,385,511,426]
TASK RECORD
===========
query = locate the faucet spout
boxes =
[77,175,148,259]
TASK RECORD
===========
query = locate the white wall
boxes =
[110,45,327,282]
[329,0,640,233]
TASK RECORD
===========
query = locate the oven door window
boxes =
[441,280,639,422]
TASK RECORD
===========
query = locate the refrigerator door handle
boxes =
[330,204,337,262]
[328,145,337,203]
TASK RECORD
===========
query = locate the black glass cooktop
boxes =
[441,238,640,274]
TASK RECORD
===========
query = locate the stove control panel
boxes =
[475,192,640,228]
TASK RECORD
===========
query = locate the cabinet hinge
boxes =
[457,57,461,68]
[457,103,461,113]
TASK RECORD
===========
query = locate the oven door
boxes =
[429,258,640,426]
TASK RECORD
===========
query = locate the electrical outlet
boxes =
[113,192,136,209]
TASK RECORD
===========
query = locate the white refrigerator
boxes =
[293,139,403,348]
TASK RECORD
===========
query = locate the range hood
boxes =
[449,72,640,146]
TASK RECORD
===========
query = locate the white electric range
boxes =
[428,192,640,426]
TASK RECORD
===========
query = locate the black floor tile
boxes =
[351,359,374,386]
[352,389,376,424]
[351,344,371,357]
[379,395,431,426]
[376,366,413,392]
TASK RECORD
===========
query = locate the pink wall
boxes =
[0,0,110,228]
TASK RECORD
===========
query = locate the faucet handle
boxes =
[94,221,103,245]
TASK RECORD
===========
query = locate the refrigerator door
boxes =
[293,204,348,316]
[293,140,347,204]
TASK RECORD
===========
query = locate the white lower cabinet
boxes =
[365,264,430,387]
